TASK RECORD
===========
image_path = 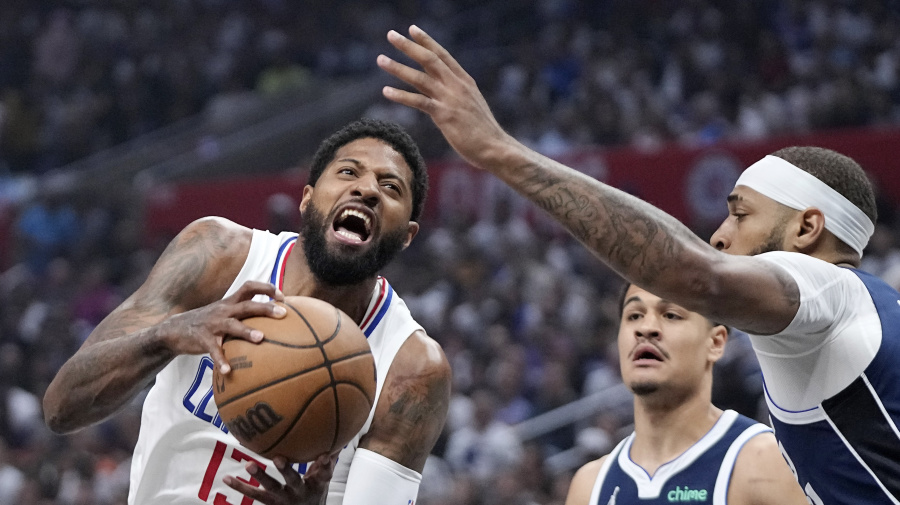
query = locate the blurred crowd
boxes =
[2,0,899,174]
[373,0,900,157]
[0,1,899,505]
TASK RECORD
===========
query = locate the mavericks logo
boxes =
[667,486,708,502]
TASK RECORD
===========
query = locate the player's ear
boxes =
[792,207,826,252]
[402,221,419,249]
[299,186,314,215]
[708,324,728,364]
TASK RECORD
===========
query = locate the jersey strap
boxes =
[268,235,297,291]
[360,277,393,338]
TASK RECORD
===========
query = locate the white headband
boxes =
[735,155,874,256]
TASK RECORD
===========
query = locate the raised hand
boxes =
[225,454,336,505]
[377,25,514,172]
[157,280,286,375]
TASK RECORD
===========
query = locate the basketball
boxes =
[213,296,376,462]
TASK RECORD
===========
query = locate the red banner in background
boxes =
[144,127,900,242]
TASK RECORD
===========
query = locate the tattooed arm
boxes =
[43,217,285,433]
[359,330,451,473]
[377,26,799,334]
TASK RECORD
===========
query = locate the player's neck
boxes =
[630,390,721,477]
[281,248,378,325]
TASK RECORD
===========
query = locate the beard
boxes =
[301,202,408,286]
[747,217,789,256]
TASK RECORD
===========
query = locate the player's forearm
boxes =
[43,324,174,433]
[481,140,718,303]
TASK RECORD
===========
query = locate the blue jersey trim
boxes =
[268,236,298,286]
[363,282,393,338]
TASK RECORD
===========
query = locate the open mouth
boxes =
[333,207,373,244]
[632,345,664,362]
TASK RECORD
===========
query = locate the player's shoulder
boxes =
[182,216,253,244]
[565,457,607,505]
[394,330,451,381]
[574,456,606,480]
[157,217,254,300]
[730,431,808,505]
[176,217,253,260]
[756,251,855,279]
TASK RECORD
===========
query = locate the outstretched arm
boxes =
[43,217,285,433]
[377,26,799,335]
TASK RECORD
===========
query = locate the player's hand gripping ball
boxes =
[213,296,376,462]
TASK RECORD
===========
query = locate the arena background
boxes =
[0,1,899,504]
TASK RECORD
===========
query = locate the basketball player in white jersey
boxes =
[43,118,451,505]
[565,284,806,505]
[380,26,900,504]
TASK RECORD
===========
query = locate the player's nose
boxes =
[710,224,730,251]
[351,173,380,207]
[635,314,661,339]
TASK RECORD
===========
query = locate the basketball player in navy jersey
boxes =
[43,118,451,505]
[565,284,806,505]
[379,26,900,504]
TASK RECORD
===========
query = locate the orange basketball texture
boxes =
[213,296,376,462]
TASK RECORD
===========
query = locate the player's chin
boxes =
[628,379,661,396]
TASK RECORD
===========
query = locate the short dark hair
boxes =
[617,281,728,334]
[307,118,428,222]
[771,146,877,225]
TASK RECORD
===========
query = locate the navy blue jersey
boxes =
[766,269,900,505]
[589,411,769,505]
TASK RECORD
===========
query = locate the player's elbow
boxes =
[43,409,70,435]
[42,389,83,434]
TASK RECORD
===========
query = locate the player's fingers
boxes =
[408,25,472,83]
[230,281,280,302]
[385,30,450,82]
[381,85,434,114]
[223,475,273,502]
[230,299,288,320]
[272,457,305,489]
[246,461,287,493]
[208,340,234,374]
[302,454,334,494]
[377,52,436,98]
[221,318,265,344]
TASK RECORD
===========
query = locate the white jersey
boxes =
[128,229,422,505]
[751,251,900,504]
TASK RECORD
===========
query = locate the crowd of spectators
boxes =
[0,0,486,174]
[1,0,899,174]
[0,1,898,504]
[372,0,900,157]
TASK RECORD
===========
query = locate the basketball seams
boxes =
[259,383,333,456]
[215,363,325,410]
[289,301,343,455]
[329,352,377,405]
[223,335,318,349]
[216,350,372,409]
[217,297,375,461]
